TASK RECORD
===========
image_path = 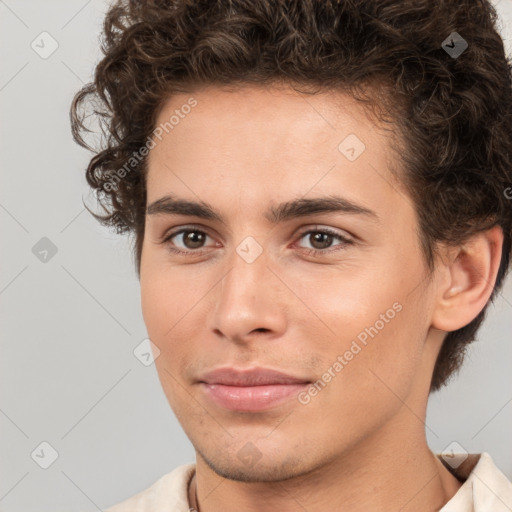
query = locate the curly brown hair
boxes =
[70,0,512,392]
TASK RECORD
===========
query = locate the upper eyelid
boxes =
[294,228,353,249]
[163,224,350,237]
[162,224,215,241]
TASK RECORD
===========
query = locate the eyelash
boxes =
[160,225,354,257]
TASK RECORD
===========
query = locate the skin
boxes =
[140,84,503,511]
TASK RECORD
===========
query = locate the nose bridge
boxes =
[208,240,286,339]
[217,243,270,311]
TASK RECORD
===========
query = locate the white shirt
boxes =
[105,452,512,511]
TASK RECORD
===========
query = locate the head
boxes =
[71,0,512,481]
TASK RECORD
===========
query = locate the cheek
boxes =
[140,262,196,410]
[140,272,168,339]
[140,255,213,387]
[140,253,201,338]
[298,302,427,443]
[285,255,429,399]
[280,256,410,346]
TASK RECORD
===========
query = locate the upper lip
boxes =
[198,367,311,386]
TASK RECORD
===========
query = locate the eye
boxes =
[296,227,353,255]
[159,225,354,258]
[161,227,218,255]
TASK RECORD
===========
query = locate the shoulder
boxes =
[105,463,196,512]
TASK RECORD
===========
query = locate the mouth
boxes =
[198,367,311,412]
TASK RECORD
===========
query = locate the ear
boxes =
[431,225,504,332]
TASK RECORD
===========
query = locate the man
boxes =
[71,0,512,510]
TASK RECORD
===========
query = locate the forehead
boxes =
[145,84,407,219]
[149,84,386,160]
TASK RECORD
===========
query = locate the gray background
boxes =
[0,1,511,510]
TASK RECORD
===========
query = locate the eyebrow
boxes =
[146,194,379,224]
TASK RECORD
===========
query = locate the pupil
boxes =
[311,232,332,249]
[185,231,204,249]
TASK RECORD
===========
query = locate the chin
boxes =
[197,447,314,483]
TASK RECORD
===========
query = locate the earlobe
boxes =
[431,225,504,332]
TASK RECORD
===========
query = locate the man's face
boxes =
[140,85,439,481]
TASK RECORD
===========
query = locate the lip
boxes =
[198,367,311,412]
[199,367,310,386]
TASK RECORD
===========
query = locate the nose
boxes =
[207,245,288,346]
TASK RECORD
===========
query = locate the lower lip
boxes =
[200,383,309,412]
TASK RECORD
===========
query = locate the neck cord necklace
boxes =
[188,473,200,512]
